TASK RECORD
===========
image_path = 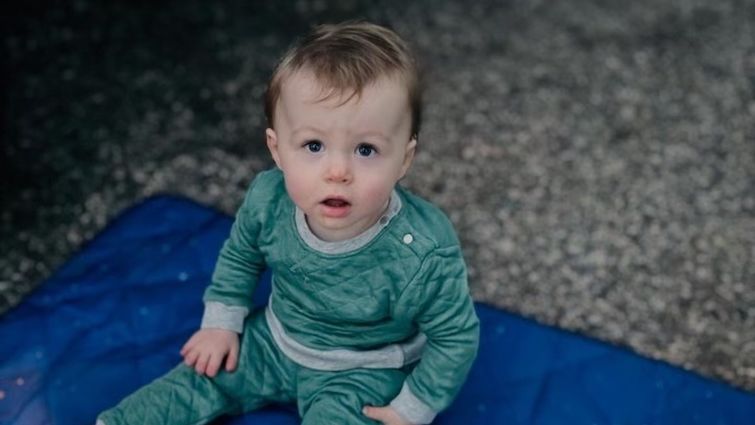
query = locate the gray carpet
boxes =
[2,0,754,391]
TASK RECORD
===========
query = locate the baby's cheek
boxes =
[365,177,395,199]
[363,183,394,207]
[283,178,313,208]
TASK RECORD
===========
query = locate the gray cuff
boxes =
[389,382,437,424]
[200,301,249,334]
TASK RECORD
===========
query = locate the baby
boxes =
[98,21,479,425]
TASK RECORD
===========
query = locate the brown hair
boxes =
[264,21,422,139]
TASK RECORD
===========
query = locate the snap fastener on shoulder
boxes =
[402,233,414,244]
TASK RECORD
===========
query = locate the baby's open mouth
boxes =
[322,198,350,208]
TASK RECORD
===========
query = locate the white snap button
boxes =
[402,234,414,244]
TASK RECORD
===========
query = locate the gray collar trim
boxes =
[295,190,402,255]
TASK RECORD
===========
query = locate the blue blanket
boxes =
[1,196,753,424]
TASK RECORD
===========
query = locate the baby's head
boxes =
[263,22,422,242]
[264,21,422,140]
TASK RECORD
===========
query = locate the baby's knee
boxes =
[300,393,376,425]
[298,369,406,425]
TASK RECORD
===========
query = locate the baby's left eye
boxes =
[356,144,377,157]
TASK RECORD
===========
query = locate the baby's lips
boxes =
[322,198,350,207]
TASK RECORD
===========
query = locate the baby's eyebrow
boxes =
[291,126,324,138]
[355,130,390,142]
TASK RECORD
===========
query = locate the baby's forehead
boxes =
[280,69,409,106]
[275,70,413,135]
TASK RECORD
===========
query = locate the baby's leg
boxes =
[97,310,297,425]
[298,367,407,425]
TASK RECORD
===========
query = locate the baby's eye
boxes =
[356,143,377,157]
[304,140,323,153]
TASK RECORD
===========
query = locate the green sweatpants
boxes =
[98,310,409,425]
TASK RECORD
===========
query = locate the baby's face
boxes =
[266,70,416,242]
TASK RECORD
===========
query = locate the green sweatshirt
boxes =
[202,168,479,423]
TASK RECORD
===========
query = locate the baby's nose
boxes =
[324,155,352,183]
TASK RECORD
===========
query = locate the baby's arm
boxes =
[183,174,271,376]
[183,301,249,377]
[388,246,480,424]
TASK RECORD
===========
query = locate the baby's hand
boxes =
[180,328,239,377]
[362,405,411,425]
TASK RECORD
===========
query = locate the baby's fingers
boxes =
[183,347,199,368]
[205,352,222,377]
[180,341,192,357]
[180,333,199,356]
[194,351,210,375]
[225,343,239,372]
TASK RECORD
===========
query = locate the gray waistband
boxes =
[265,300,426,371]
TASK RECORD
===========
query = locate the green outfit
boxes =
[98,169,479,425]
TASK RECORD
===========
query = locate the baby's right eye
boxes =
[304,140,323,153]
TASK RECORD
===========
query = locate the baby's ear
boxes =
[265,128,281,168]
[400,136,417,178]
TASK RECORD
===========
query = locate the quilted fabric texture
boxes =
[0,195,753,424]
[98,310,410,425]
[204,168,479,414]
